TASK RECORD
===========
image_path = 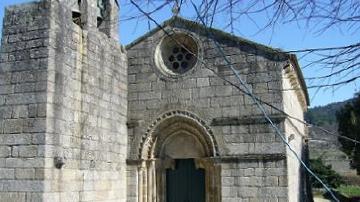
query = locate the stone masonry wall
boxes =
[0,1,127,201]
[43,1,127,201]
[127,25,288,158]
[0,2,51,201]
[126,21,292,201]
[221,160,288,201]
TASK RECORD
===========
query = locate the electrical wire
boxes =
[189,2,339,201]
[129,0,360,146]
[128,1,359,200]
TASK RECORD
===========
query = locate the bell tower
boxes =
[0,0,127,201]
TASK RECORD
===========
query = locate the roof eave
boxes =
[289,54,310,106]
[126,16,288,59]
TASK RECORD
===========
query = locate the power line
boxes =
[286,43,360,53]
[190,1,339,201]
[102,0,360,148]
[129,0,360,146]
[131,0,358,201]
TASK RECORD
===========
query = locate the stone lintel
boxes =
[126,153,286,165]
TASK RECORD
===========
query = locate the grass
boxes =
[312,189,325,197]
[336,185,360,197]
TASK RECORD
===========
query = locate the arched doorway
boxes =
[137,110,221,202]
[161,131,206,202]
[166,159,205,202]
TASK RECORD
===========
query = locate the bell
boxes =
[71,0,81,14]
[72,0,81,26]
[97,0,105,21]
[96,5,104,27]
[96,6,103,21]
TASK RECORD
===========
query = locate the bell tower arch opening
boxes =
[136,110,221,202]
[69,0,119,39]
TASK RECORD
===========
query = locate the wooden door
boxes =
[166,159,205,202]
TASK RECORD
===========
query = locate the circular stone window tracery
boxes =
[155,32,200,77]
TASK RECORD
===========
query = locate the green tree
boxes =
[336,94,360,174]
[309,158,343,188]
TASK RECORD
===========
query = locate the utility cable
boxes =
[129,1,357,200]
[129,0,360,146]
[190,2,339,200]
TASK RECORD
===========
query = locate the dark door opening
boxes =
[166,159,205,202]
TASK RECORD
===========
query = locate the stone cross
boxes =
[172,1,180,16]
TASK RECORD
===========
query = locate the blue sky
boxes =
[1,0,359,107]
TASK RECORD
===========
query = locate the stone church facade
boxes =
[0,0,309,201]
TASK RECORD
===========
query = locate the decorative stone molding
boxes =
[131,110,222,202]
[155,32,199,75]
[152,28,204,80]
[138,110,219,159]
[283,57,309,110]
[127,153,286,165]
[219,154,286,162]
[211,114,286,126]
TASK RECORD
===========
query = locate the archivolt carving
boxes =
[138,110,219,159]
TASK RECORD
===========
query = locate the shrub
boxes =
[310,158,343,188]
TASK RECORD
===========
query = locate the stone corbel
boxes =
[283,61,308,111]
[159,158,176,170]
[194,158,206,169]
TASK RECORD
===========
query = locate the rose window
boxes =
[155,33,199,76]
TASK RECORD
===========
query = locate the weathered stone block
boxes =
[17,145,38,158]
[15,168,35,179]
[23,118,46,133]
[0,193,26,202]
[0,134,32,145]
[1,180,44,192]
[3,119,23,134]
[5,158,44,168]
[0,168,15,179]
